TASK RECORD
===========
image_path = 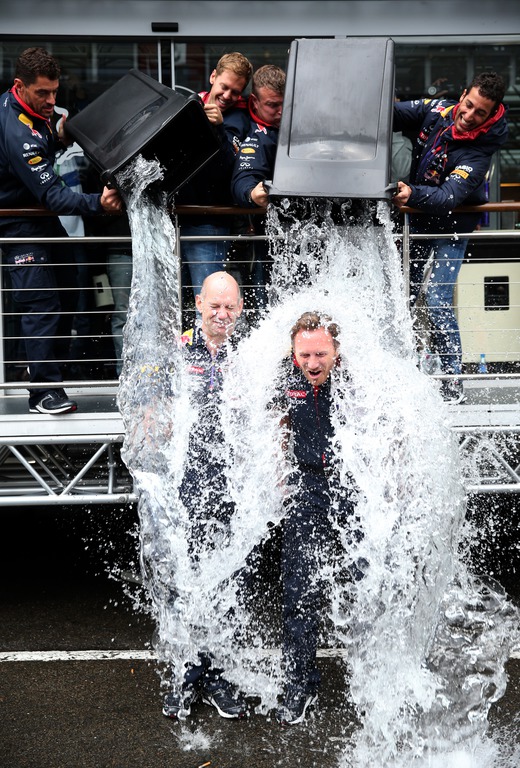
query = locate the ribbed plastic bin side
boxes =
[65,69,220,193]
[269,38,395,200]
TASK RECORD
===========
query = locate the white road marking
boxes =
[1,647,519,662]
[0,650,156,662]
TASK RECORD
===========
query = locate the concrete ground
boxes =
[1,503,519,768]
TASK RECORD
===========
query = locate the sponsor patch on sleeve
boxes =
[451,168,470,180]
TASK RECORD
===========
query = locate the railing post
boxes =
[174,215,183,324]
[402,211,410,302]
[0,263,4,386]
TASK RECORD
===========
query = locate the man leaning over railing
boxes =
[0,47,122,415]
[392,72,508,404]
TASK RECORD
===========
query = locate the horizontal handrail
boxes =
[399,201,520,214]
[0,205,268,217]
[2,201,520,216]
[1,203,519,392]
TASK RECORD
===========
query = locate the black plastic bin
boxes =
[65,69,220,193]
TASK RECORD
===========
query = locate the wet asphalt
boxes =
[1,500,520,768]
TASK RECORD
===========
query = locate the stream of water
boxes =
[116,159,519,767]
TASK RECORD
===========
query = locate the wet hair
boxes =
[252,65,286,97]
[15,47,61,84]
[290,311,340,349]
[215,52,253,86]
[467,71,505,107]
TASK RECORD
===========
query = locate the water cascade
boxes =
[116,159,518,766]
[60,37,518,762]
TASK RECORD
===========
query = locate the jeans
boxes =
[107,250,133,375]
[410,235,468,375]
[180,223,230,301]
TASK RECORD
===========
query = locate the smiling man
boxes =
[173,52,252,301]
[274,311,361,726]
[194,269,244,353]
[392,72,508,403]
[162,271,247,722]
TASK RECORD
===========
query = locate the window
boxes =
[484,276,510,310]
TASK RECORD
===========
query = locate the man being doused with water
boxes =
[274,311,364,726]
[162,271,249,721]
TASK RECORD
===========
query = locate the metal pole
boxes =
[402,212,410,301]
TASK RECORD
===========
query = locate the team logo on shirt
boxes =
[28,156,43,165]
[286,389,308,399]
[14,253,35,264]
[241,147,256,154]
[18,113,42,138]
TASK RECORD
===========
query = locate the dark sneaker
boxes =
[201,685,248,719]
[162,687,199,721]
[275,693,317,726]
[29,391,77,414]
[440,379,466,405]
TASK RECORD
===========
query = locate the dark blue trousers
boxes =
[4,235,77,406]
[281,472,358,697]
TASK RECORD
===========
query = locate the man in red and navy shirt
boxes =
[392,72,508,399]
[274,311,361,727]
[173,53,252,300]
[163,271,248,722]
[231,64,286,303]
[0,47,121,414]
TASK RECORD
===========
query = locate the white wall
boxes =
[2,1,520,40]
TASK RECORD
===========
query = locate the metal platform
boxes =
[446,379,520,494]
[0,394,136,506]
[0,379,519,506]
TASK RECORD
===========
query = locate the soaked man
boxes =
[274,311,362,726]
[162,271,249,721]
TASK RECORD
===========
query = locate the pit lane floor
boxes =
[1,505,519,768]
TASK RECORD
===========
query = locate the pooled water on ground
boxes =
[116,160,519,767]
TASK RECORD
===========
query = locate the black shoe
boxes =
[201,685,248,719]
[440,379,466,405]
[275,692,317,726]
[162,687,199,721]
[29,391,77,414]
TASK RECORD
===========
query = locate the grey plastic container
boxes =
[269,37,395,200]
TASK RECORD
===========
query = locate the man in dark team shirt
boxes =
[392,72,508,403]
[173,53,252,300]
[0,47,121,414]
[275,311,361,726]
[231,64,286,302]
[162,271,249,722]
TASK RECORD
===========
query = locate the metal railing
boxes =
[0,201,519,500]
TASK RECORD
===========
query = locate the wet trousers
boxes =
[281,473,358,697]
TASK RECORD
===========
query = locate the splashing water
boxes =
[116,161,519,765]
[222,198,519,766]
